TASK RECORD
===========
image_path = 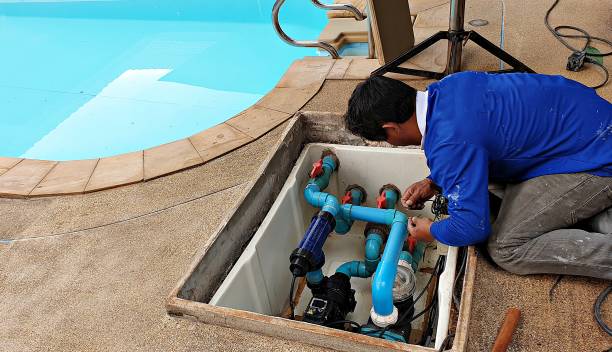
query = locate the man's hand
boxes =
[409,216,434,243]
[401,178,437,209]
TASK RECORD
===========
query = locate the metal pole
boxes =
[449,0,465,31]
[446,0,466,73]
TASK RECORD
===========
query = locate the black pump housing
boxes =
[303,273,356,326]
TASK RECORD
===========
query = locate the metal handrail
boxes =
[310,0,366,21]
[272,0,367,59]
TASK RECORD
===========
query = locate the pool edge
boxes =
[0,54,429,198]
[0,57,335,198]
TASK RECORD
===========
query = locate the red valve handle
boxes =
[376,192,387,209]
[407,237,417,253]
[310,159,324,178]
[341,191,352,205]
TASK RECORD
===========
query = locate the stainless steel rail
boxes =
[272,0,369,59]
[310,0,365,20]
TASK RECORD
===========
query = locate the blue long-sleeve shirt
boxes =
[424,72,612,246]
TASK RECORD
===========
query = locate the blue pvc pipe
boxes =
[364,232,383,273]
[303,156,356,234]
[382,188,399,210]
[310,155,336,191]
[371,218,409,316]
[350,188,363,205]
[336,261,370,278]
[342,205,407,226]
[303,155,337,208]
[399,250,412,263]
[336,187,365,233]
[301,155,413,317]
[336,231,383,278]
[412,241,427,269]
[306,268,324,285]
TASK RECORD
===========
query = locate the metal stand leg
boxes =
[446,31,464,74]
[371,0,535,79]
[468,32,535,73]
[370,31,448,79]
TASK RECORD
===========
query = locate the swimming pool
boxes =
[0,0,327,160]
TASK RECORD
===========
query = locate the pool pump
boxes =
[303,273,356,325]
[288,150,427,342]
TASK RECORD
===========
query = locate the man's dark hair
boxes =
[345,75,417,141]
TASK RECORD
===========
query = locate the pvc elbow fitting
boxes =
[336,261,369,278]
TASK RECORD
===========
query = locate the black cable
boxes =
[375,255,445,338]
[594,285,612,336]
[289,275,297,320]
[548,275,564,302]
[2,182,246,242]
[413,256,444,306]
[437,333,455,352]
[409,294,438,324]
[452,247,467,309]
[420,297,439,345]
[544,0,611,89]
[325,320,362,331]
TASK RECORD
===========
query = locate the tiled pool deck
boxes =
[1,0,610,351]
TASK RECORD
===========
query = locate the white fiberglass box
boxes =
[210,143,457,340]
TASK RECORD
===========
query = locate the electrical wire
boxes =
[544,0,611,89]
[594,285,612,336]
[452,247,467,309]
[414,256,444,304]
[1,182,246,243]
[548,275,564,302]
[374,255,445,338]
[409,294,439,325]
[325,320,362,331]
[419,297,439,346]
[402,256,444,322]
[499,0,506,70]
[289,275,297,320]
[437,333,455,352]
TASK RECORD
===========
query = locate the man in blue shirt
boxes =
[345,72,611,280]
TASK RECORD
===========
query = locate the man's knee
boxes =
[486,233,530,275]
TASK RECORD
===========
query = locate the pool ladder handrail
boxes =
[272,0,373,59]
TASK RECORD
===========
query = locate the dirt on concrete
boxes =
[1,0,610,351]
[467,256,612,352]
[0,123,327,352]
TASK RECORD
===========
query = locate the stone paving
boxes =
[1,0,611,351]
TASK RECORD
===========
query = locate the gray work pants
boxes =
[487,173,612,280]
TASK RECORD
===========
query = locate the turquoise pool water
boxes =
[0,1,327,160]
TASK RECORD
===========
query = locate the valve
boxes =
[377,184,401,209]
[407,236,417,253]
[342,184,367,205]
[309,159,324,179]
[376,191,387,209]
[341,191,353,205]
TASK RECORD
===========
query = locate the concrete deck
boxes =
[1,124,328,352]
[1,0,611,351]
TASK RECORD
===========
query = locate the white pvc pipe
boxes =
[435,246,458,350]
